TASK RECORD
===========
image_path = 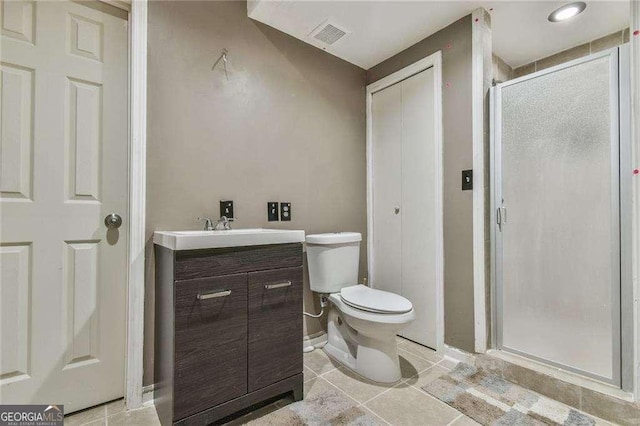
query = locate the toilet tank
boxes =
[305,232,362,294]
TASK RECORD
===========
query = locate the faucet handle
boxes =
[197,217,214,231]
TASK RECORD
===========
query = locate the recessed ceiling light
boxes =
[548,2,587,22]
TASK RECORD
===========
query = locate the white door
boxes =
[371,68,440,349]
[1,0,129,412]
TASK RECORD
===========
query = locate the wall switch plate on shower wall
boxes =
[220,200,234,218]
[462,170,473,190]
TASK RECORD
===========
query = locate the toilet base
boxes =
[324,308,402,383]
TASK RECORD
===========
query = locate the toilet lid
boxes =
[340,285,413,314]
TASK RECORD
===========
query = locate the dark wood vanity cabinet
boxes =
[248,267,303,392]
[155,244,303,426]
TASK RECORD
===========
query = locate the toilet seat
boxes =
[340,285,412,314]
[328,293,415,325]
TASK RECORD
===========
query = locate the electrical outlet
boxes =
[267,202,279,221]
[220,200,234,218]
[462,170,473,191]
[280,202,291,221]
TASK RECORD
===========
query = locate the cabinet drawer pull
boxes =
[197,290,231,300]
[264,281,292,290]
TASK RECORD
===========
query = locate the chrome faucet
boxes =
[198,216,234,231]
[213,216,234,230]
[198,217,214,231]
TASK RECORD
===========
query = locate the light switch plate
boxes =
[220,200,234,218]
[268,202,279,221]
[462,170,473,191]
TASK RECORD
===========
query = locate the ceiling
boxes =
[248,0,629,69]
[490,1,629,67]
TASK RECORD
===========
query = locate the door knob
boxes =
[394,206,400,215]
[104,213,123,229]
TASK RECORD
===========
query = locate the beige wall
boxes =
[493,54,513,84]
[145,0,366,385]
[513,28,629,78]
[367,16,475,352]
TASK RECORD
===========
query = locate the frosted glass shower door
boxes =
[494,49,621,384]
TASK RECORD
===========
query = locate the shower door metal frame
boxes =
[490,46,632,388]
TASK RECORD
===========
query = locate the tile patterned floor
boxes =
[64,398,161,426]
[64,337,613,425]
[227,337,476,426]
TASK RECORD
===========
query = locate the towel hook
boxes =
[212,48,229,81]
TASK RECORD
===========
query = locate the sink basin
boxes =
[153,228,306,250]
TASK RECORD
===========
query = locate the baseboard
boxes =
[443,344,476,365]
[142,384,155,405]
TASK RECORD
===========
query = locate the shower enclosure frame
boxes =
[489,45,633,389]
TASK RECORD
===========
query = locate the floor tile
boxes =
[225,379,371,425]
[303,376,355,403]
[224,401,283,425]
[438,357,460,370]
[303,365,316,382]
[107,405,160,425]
[329,405,389,425]
[322,366,393,403]
[365,385,460,426]
[241,407,303,425]
[449,414,481,425]
[356,405,392,425]
[303,349,340,375]
[398,349,434,379]
[105,399,125,417]
[297,377,365,422]
[397,338,443,364]
[64,405,105,426]
[404,364,449,388]
[82,420,106,426]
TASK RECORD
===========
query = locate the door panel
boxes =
[495,51,620,383]
[370,68,439,349]
[400,69,437,348]
[248,267,303,392]
[372,82,402,296]
[0,1,128,411]
[174,274,248,421]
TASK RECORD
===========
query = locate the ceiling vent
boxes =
[309,20,349,45]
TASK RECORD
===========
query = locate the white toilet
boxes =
[306,232,415,383]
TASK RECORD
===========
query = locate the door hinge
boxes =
[497,206,507,231]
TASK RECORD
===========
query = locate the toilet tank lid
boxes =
[306,232,362,245]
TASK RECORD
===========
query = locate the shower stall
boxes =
[491,46,631,387]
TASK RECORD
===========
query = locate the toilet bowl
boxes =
[325,285,415,383]
[306,232,415,383]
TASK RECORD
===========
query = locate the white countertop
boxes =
[153,228,306,251]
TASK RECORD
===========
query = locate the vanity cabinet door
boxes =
[174,273,248,421]
[248,267,303,392]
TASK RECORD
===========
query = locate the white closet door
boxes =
[371,82,402,296]
[399,69,437,348]
[371,68,438,349]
